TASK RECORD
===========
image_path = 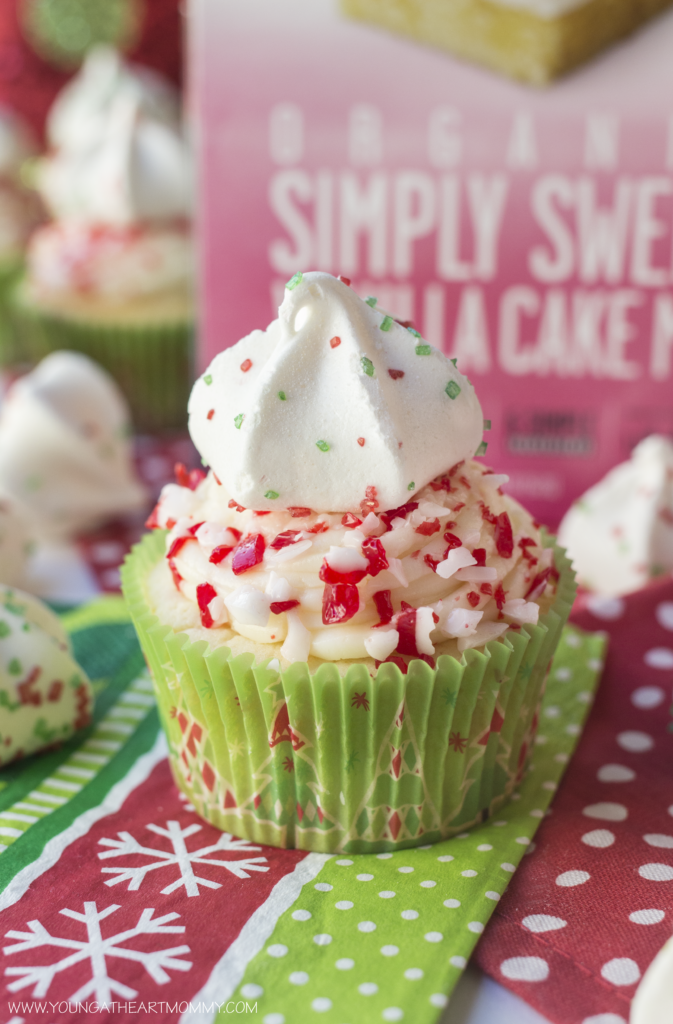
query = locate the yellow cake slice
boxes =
[341,0,673,84]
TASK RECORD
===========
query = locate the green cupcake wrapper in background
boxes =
[0,258,25,368]
[121,529,577,853]
[8,283,194,434]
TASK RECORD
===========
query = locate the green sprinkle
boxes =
[265,490,280,500]
[407,327,421,339]
[0,621,9,638]
[365,296,378,307]
[201,457,208,467]
[278,391,287,401]
[234,414,244,429]
[483,419,491,430]
[286,271,303,290]
[408,481,415,491]
[450,358,457,367]
[361,357,375,377]
[316,440,330,452]
[204,374,213,385]
[415,344,432,355]
[475,441,488,456]
[445,380,461,400]
[380,315,394,332]
[8,657,21,675]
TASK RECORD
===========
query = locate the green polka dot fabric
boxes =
[226,625,606,1024]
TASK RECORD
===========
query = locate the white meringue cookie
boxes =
[0,352,147,539]
[39,45,190,226]
[189,272,483,513]
[558,435,673,597]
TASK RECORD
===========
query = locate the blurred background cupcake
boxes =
[10,44,194,434]
[0,106,41,370]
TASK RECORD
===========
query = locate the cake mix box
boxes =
[190,0,673,527]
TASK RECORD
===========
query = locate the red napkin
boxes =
[475,579,673,1024]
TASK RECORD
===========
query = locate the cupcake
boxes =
[11,46,193,433]
[0,106,41,367]
[122,272,575,853]
[0,350,147,540]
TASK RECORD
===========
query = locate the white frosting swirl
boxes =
[189,272,483,513]
[558,435,673,597]
[38,46,190,226]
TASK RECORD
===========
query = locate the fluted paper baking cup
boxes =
[9,287,193,433]
[121,529,576,853]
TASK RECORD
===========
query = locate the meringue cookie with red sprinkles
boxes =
[189,271,483,514]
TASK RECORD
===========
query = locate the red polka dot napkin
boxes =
[475,578,673,1024]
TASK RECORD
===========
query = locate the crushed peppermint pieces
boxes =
[196,582,218,628]
[373,589,394,625]
[270,530,301,549]
[330,336,341,348]
[232,534,266,575]
[322,582,359,624]
[270,600,300,615]
[342,512,362,529]
[380,315,393,332]
[445,380,461,399]
[338,275,351,286]
[287,506,313,518]
[388,369,404,380]
[286,271,303,290]
[240,359,252,373]
[207,409,215,420]
[234,413,244,429]
[316,440,330,452]
[357,437,365,447]
[494,512,514,558]
[361,356,374,377]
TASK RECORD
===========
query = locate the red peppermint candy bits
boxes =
[322,583,359,624]
[494,582,507,610]
[373,589,394,625]
[307,521,329,534]
[429,476,452,492]
[388,369,405,380]
[330,336,341,349]
[341,513,363,529]
[472,548,487,566]
[375,655,408,674]
[145,503,161,529]
[207,409,215,420]
[232,534,265,575]
[338,275,351,286]
[415,518,440,536]
[287,506,313,518]
[270,600,300,615]
[494,512,514,558]
[168,559,182,590]
[240,358,252,372]
[270,530,301,550]
[209,545,233,564]
[444,531,462,549]
[197,582,218,628]
[524,566,552,599]
[396,604,418,656]
[467,591,480,607]
[319,561,367,586]
[357,437,365,447]
[228,499,246,512]
[480,583,493,595]
[380,501,418,531]
[360,484,380,517]
[175,463,206,490]
[362,537,389,576]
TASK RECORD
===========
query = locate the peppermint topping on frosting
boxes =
[189,272,483,513]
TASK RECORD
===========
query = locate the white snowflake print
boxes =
[98,820,270,897]
[3,901,191,1002]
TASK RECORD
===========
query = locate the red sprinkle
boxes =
[287,507,313,518]
[167,534,193,560]
[396,605,418,656]
[448,460,465,477]
[240,359,252,372]
[330,336,341,348]
[228,499,246,512]
[270,600,300,615]
[444,532,462,549]
[480,502,497,525]
[362,537,389,576]
[322,582,360,624]
[145,503,161,530]
[415,518,440,536]
[519,537,536,548]
[429,476,452,492]
[168,559,182,589]
[213,473,222,486]
[472,548,486,566]
[525,566,552,599]
[380,501,418,531]
[342,513,363,529]
[373,589,394,625]
[357,437,365,447]
[232,534,266,575]
[467,591,480,607]
[307,521,329,534]
[255,510,272,516]
[459,476,471,489]
[480,583,493,595]
[494,512,514,558]
[210,545,234,564]
[424,554,441,572]
[338,275,351,286]
[388,369,405,380]
[207,409,215,420]
[175,463,206,491]
[197,582,218,628]
[319,560,367,585]
[494,582,507,609]
[271,530,301,549]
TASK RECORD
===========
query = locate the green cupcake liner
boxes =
[121,529,577,853]
[0,258,25,368]
[8,282,194,434]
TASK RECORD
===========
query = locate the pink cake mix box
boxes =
[190,0,673,528]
